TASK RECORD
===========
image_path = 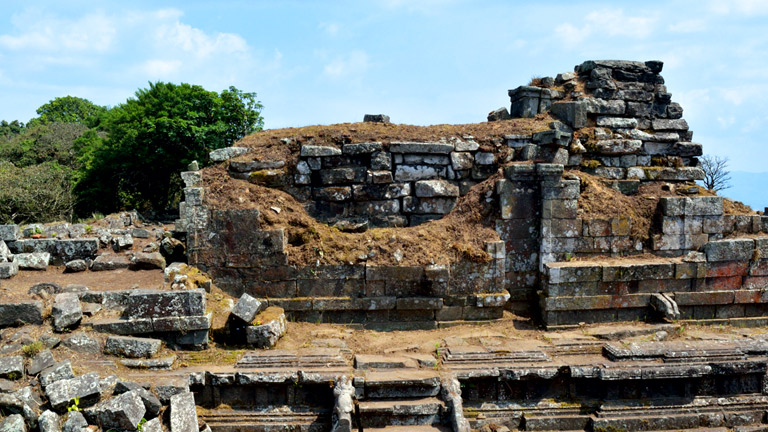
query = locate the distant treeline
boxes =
[0,83,263,224]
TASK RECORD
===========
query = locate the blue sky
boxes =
[1,1,767,207]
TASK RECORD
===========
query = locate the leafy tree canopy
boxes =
[32,96,108,128]
[76,82,263,215]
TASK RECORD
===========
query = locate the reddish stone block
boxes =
[675,290,734,306]
[597,281,636,296]
[743,276,768,290]
[734,289,768,304]
[637,278,691,293]
[749,260,768,276]
[705,261,749,278]
[706,276,743,291]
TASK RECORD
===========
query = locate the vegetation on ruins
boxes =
[699,154,732,192]
[0,84,263,223]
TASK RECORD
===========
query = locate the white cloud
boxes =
[668,19,707,33]
[709,0,768,15]
[319,22,339,36]
[155,22,248,59]
[140,59,183,79]
[0,11,116,53]
[323,51,369,79]
[717,116,735,128]
[554,9,657,47]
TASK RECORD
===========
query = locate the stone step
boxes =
[235,348,348,369]
[441,345,551,365]
[362,370,441,399]
[358,397,445,428]
[522,413,591,431]
[364,426,451,432]
[355,354,420,369]
[200,408,330,432]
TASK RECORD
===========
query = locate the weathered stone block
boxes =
[318,167,367,185]
[246,307,286,348]
[0,225,20,242]
[414,180,459,197]
[352,183,410,200]
[0,301,43,326]
[704,239,754,262]
[52,293,82,332]
[104,336,162,359]
[152,314,211,332]
[394,165,444,182]
[39,362,75,388]
[652,118,689,131]
[45,373,102,411]
[94,390,146,431]
[231,294,265,323]
[0,356,23,380]
[313,186,352,201]
[396,297,443,310]
[675,290,734,306]
[170,392,198,432]
[210,146,249,162]
[342,142,382,155]
[541,199,577,219]
[14,252,50,270]
[0,261,19,279]
[389,142,454,154]
[124,289,206,319]
[403,197,456,214]
[300,145,341,157]
[685,196,723,216]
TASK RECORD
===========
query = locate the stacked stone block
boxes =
[652,196,724,256]
[223,139,500,228]
[542,237,768,327]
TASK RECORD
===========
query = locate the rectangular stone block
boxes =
[675,262,706,279]
[124,289,206,319]
[704,238,754,262]
[637,278,691,293]
[542,219,582,238]
[0,225,20,242]
[297,278,364,297]
[675,290,734,306]
[660,197,685,216]
[342,142,382,155]
[706,276,743,291]
[352,297,396,310]
[462,306,503,321]
[685,196,723,216]
[366,266,423,281]
[267,298,312,311]
[396,297,443,310]
[706,261,749,278]
[0,300,43,326]
[749,260,768,276]
[435,306,463,321]
[388,142,454,154]
[734,288,768,303]
[152,314,211,332]
[312,297,355,311]
[394,164,444,181]
[541,199,578,219]
[546,263,602,284]
[318,167,367,185]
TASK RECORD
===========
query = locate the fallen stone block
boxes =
[104,336,162,359]
[93,390,145,431]
[0,225,20,242]
[114,383,161,417]
[61,334,100,353]
[120,356,176,370]
[37,410,60,432]
[209,146,249,162]
[0,302,43,327]
[129,252,166,270]
[0,261,19,279]
[246,307,286,348]
[39,362,75,388]
[13,253,50,270]
[91,318,154,335]
[62,411,87,432]
[0,414,26,432]
[151,314,211,332]
[45,372,102,411]
[487,107,511,122]
[170,392,198,432]
[90,254,130,271]
[64,260,87,273]
[230,294,265,324]
[0,357,24,380]
[26,350,55,376]
[52,293,82,332]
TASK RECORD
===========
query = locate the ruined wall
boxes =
[181,58,768,328]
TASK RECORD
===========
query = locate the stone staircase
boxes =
[353,355,448,431]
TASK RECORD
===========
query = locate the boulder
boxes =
[170,392,198,432]
[129,252,165,270]
[90,254,130,271]
[64,260,87,273]
[52,294,82,332]
[13,253,50,270]
[111,234,134,252]
[0,356,24,380]
[104,336,161,359]
[93,391,145,431]
[44,373,102,411]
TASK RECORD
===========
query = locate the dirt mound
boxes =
[228,117,554,167]
[202,165,500,266]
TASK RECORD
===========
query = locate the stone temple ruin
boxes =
[2,60,768,432]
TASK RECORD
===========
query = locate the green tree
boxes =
[76,82,263,215]
[32,96,108,128]
[0,161,74,224]
[0,120,25,140]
